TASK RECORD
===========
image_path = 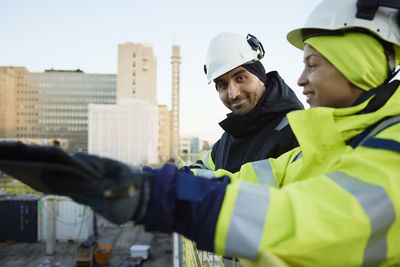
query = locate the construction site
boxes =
[0,180,174,267]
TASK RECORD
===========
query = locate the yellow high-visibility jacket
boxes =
[193,82,400,266]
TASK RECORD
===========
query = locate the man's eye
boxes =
[236,75,245,82]
[217,83,227,91]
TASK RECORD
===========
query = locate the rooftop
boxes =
[0,216,172,267]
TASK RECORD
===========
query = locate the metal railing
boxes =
[183,238,232,267]
[174,153,242,267]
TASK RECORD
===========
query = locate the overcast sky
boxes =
[0,0,321,143]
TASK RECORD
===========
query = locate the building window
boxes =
[132,87,136,94]
[133,52,136,58]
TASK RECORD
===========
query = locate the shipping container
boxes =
[0,195,40,242]
[38,196,94,242]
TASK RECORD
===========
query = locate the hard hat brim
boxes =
[286,28,306,50]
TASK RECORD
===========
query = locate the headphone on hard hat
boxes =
[356,0,400,27]
[246,34,265,60]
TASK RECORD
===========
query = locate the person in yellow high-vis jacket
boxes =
[1,0,400,266]
[189,0,400,265]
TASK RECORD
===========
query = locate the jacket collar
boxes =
[219,71,303,138]
[288,80,400,165]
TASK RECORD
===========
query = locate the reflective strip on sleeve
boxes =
[251,159,277,187]
[327,172,395,266]
[191,162,208,169]
[274,116,289,131]
[201,150,213,170]
[195,169,217,179]
[224,182,270,260]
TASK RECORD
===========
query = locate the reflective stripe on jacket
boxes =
[193,157,285,187]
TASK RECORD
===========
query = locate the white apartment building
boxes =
[88,99,158,166]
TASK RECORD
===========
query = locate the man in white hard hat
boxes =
[190,32,303,174]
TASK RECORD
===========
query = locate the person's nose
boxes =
[297,69,307,87]
[228,83,240,100]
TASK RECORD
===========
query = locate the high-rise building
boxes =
[0,66,116,151]
[191,137,200,154]
[170,45,181,158]
[158,104,171,162]
[0,67,22,138]
[88,42,160,165]
[179,135,200,163]
[88,99,159,166]
[117,43,157,105]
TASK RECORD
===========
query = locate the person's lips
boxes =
[303,90,315,104]
[231,99,247,109]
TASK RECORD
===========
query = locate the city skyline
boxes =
[0,0,321,143]
[0,66,116,152]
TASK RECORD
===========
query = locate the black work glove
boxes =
[0,142,99,193]
[0,142,153,225]
[44,152,153,224]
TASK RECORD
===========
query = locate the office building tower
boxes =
[170,45,181,158]
[88,42,160,165]
[88,99,159,166]
[0,67,22,138]
[158,104,171,162]
[190,137,200,154]
[117,43,157,105]
[0,66,116,151]
[179,135,200,163]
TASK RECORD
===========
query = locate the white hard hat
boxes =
[287,0,400,49]
[204,32,265,82]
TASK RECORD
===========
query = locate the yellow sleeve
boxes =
[214,145,400,266]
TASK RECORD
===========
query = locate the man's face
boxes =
[297,44,364,108]
[215,66,265,115]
